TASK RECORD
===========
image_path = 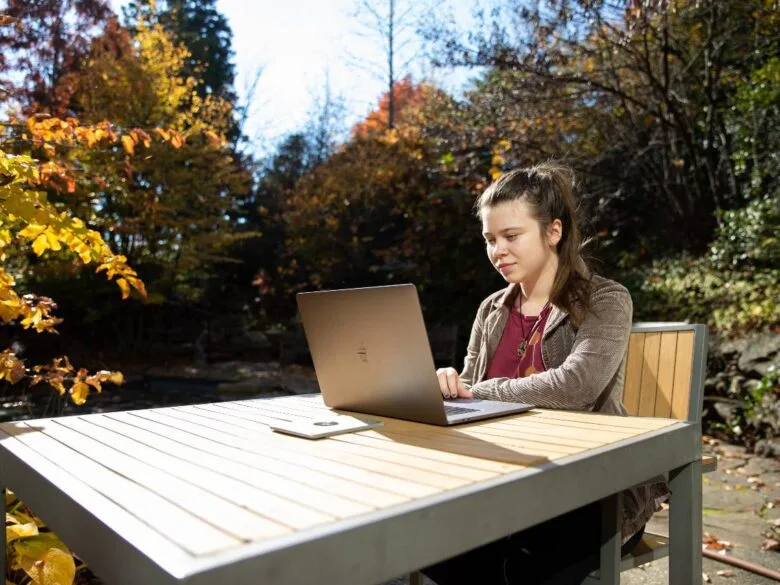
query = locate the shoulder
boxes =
[587,274,633,318]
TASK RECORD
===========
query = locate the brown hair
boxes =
[475,161,592,323]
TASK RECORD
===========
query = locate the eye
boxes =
[485,239,495,246]
[506,234,518,241]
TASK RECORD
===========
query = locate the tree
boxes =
[60,21,254,294]
[122,0,236,103]
[0,0,112,115]
[422,0,780,255]
[348,0,424,129]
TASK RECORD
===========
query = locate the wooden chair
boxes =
[583,322,712,582]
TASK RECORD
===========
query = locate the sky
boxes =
[109,0,478,157]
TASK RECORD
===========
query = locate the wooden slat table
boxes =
[0,394,702,585]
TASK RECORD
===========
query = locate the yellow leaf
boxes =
[18,224,46,239]
[121,135,135,155]
[14,534,75,585]
[85,376,102,393]
[45,230,61,251]
[116,278,130,299]
[49,378,66,395]
[109,371,124,385]
[70,381,89,405]
[7,522,38,544]
[32,234,48,256]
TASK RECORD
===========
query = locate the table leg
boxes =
[598,493,622,585]
[669,459,702,584]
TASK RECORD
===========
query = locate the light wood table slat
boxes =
[89,414,363,524]
[336,431,524,474]
[196,403,572,462]
[47,419,290,542]
[114,410,418,508]
[2,421,240,556]
[66,416,324,531]
[163,408,470,491]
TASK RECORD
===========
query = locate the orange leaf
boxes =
[153,127,170,142]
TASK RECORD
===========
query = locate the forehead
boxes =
[481,200,536,232]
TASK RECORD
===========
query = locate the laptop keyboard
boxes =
[444,405,479,416]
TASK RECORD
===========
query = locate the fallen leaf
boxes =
[703,572,711,583]
[762,539,779,551]
[702,532,733,551]
[747,477,764,486]
[716,569,734,577]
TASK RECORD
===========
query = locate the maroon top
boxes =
[485,305,551,379]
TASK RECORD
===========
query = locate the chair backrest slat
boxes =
[623,323,707,423]
[654,331,679,419]
[622,333,645,415]
[637,332,662,417]
[670,331,695,420]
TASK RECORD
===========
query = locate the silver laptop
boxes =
[296,284,534,425]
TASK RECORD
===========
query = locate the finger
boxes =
[436,371,449,396]
[446,369,460,399]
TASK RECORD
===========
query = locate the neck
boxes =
[519,255,558,311]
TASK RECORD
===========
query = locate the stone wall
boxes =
[705,329,780,455]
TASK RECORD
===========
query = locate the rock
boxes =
[717,444,748,459]
[754,439,780,459]
[736,459,772,477]
[704,482,766,512]
[242,330,272,350]
[713,401,740,424]
[738,332,780,377]
[719,458,748,471]
[704,512,773,550]
[720,337,748,360]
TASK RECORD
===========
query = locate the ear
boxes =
[547,219,563,247]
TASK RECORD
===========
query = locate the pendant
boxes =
[517,339,528,360]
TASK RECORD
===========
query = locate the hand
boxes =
[436,367,473,399]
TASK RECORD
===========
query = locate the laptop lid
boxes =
[296,284,450,425]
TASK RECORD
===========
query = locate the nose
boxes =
[493,243,508,260]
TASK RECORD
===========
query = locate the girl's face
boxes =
[481,199,561,285]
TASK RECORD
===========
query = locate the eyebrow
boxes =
[482,227,523,237]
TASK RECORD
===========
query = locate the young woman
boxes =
[428,162,665,585]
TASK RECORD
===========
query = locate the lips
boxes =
[497,263,515,274]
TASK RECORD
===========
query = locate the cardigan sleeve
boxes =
[458,296,491,388]
[469,284,633,410]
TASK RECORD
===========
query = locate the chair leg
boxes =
[409,570,424,585]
